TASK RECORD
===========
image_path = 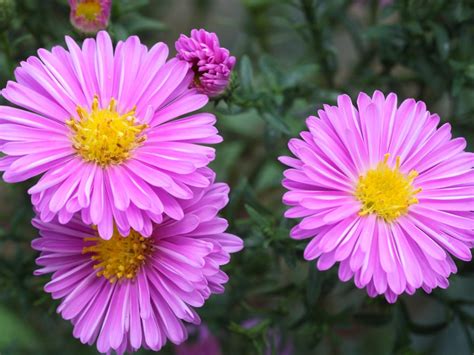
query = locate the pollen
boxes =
[76,0,102,21]
[354,154,421,223]
[67,96,147,167]
[82,228,154,283]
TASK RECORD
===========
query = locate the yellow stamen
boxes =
[354,154,421,223]
[82,229,154,283]
[76,0,102,21]
[67,96,147,167]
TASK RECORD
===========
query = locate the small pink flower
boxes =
[176,29,236,97]
[175,325,222,355]
[69,0,111,34]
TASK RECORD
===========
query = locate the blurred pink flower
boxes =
[176,29,236,97]
[175,321,293,355]
[175,325,222,355]
[69,0,111,34]
[243,319,294,355]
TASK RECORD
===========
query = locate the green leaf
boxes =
[245,204,268,221]
[210,141,244,180]
[281,63,318,89]
[122,13,166,33]
[0,306,40,350]
[306,263,324,306]
[259,56,280,90]
[239,55,255,93]
[117,0,150,13]
[262,112,291,135]
[432,23,450,60]
[354,311,393,326]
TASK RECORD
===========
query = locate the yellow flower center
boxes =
[76,0,102,21]
[83,229,154,283]
[354,154,421,223]
[67,96,147,167]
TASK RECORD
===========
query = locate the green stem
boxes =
[1,32,13,74]
[300,0,335,88]
[451,303,474,350]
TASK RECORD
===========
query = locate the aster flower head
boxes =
[0,31,222,239]
[175,29,236,97]
[280,91,474,303]
[32,176,243,354]
[69,0,111,34]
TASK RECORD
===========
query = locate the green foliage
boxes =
[0,0,473,354]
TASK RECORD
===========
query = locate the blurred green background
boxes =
[0,0,473,354]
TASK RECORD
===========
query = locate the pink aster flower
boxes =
[175,29,236,97]
[0,31,222,239]
[69,0,111,34]
[32,176,243,355]
[175,325,222,355]
[280,91,474,303]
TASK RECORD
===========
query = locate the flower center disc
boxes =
[83,229,154,283]
[354,154,421,222]
[76,1,102,21]
[67,96,147,167]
